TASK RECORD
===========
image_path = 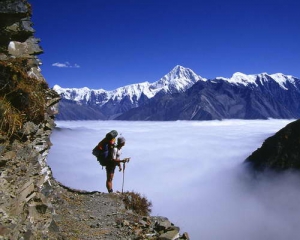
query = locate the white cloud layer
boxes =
[52,61,80,68]
[47,119,300,240]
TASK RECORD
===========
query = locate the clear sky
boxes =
[29,0,300,90]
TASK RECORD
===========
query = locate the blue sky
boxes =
[29,0,300,90]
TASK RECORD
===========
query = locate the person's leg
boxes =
[106,170,114,193]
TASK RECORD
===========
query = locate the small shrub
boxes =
[123,191,152,216]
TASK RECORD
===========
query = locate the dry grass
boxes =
[0,98,24,137]
[0,58,49,139]
[122,191,152,216]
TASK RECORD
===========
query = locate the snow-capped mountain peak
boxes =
[53,65,206,105]
[151,65,206,93]
[109,82,152,101]
[162,65,206,81]
[269,73,297,90]
[216,72,298,90]
[53,84,106,103]
[53,67,300,121]
[168,65,195,79]
[217,72,257,86]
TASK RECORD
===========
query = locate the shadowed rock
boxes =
[245,119,300,171]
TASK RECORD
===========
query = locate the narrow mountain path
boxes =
[50,182,188,239]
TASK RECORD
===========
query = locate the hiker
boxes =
[106,136,127,193]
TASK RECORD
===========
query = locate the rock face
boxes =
[0,119,60,239]
[0,0,43,80]
[0,1,189,239]
[0,1,61,238]
[245,119,300,171]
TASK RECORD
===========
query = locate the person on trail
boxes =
[106,136,126,193]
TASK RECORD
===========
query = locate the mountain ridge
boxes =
[53,65,205,102]
[53,65,300,120]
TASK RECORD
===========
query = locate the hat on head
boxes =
[117,136,126,145]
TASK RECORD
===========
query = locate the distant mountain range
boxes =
[53,65,300,120]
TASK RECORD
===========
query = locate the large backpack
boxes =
[105,130,118,140]
[92,130,118,166]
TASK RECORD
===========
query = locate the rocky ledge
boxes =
[51,184,189,240]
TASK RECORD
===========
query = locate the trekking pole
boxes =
[121,158,130,194]
[122,161,126,194]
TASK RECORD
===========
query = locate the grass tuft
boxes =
[0,58,49,139]
[0,98,24,137]
[122,191,152,216]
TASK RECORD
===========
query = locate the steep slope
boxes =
[56,98,106,120]
[0,1,62,238]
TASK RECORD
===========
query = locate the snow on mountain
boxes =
[151,65,206,93]
[269,73,297,90]
[53,65,206,106]
[54,65,300,120]
[53,67,299,104]
[109,82,152,102]
[216,72,257,86]
[53,85,108,103]
[216,72,298,90]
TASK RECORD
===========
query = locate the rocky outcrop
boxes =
[245,119,300,171]
[0,114,61,239]
[0,0,44,80]
[0,1,188,239]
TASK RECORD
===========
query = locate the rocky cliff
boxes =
[0,0,61,238]
[0,1,188,239]
[245,119,300,171]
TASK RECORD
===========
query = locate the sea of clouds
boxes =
[47,119,300,240]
